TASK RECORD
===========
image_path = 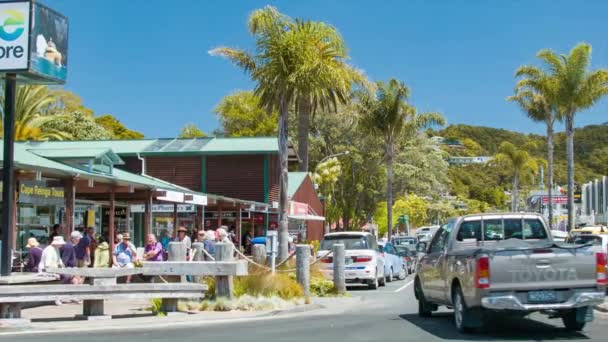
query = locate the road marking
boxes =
[395,280,414,293]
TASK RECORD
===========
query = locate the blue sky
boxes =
[42,0,607,138]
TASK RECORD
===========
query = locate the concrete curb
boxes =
[0,300,336,336]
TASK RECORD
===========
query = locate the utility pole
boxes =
[1,73,16,276]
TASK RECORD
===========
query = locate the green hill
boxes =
[431,123,608,208]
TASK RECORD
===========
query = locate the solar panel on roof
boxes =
[143,139,174,152]
[163,139,193,152]
[188,138,212,150]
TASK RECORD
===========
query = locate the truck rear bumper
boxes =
[481,291,605,311]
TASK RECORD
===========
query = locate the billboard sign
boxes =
[30,1,68,82]
[542,196,568,204]
[0,1,30,71]
[0,1,68,84]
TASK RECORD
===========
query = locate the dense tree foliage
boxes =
[178,123,207,138]
[43,111,112,140]
[95,114,144,140]
[213,91,278,137]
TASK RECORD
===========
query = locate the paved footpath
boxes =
[3,275,608,342]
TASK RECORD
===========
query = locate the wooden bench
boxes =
[0,282,207,321]
[44,267,142,285]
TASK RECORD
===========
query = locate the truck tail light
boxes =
[475,256,490,289]
[321,257,333,263]
[353,256,372,263]
[596,253,607,285]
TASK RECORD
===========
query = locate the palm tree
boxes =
[211,6,328,259]
[292,20,371,172]
[507,89,556,226]
[495,142,539,211]
[1,85,69,141]
[515,43,608,230]
[360,79,444,238]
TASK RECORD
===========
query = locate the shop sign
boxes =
[104,207,127,218]
[542,196,568,204]
[289,201,308,216]
[0,1,69,83]
[130,204,196,213]
[18,180,64,205]
[185,194,207,206]
[204,211,237,219]
[156,190,184,203]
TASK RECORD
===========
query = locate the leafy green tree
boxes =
[46,89,94,116]
[312,157,342,228]
[95,114,144,139]
[360,79,444,238]
[178,123,206,138]
[393,195,428,229]
[42,112,112,140]
[494,142,539,211]
[213,90,278,136]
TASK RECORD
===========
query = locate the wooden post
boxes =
[333,243,346,294]
[108,189,116,266]
[296,245,310,301]
[252,244,266,265]
[217,204,223,228]
[214,242,234,299]
[63,177,75,237]
[236,205,242,249]
[168,241,187,283]
[191,242,205,283]
[144,191,152,239]
[173,203,178,237]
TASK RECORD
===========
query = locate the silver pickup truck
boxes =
[415,213,606,333]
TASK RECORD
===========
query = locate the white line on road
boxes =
[395,280,414,293]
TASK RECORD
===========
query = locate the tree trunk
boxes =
[512,173,519,212]
[386,142,394,239]
[278,94,290,261]
[546,122,554,229]
[565,115,575,232]
[297,96,311,172]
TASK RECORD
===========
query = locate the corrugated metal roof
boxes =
[28,148,125,165]
[288,172,309,198]
[17,137,299,157]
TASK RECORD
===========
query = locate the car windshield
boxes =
[320,235,369,250]
[395,246,414,255]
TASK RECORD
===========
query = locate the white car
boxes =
[317,232,386,290]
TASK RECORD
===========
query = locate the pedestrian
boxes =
[49,224,62,242]
[24,238,43,273]
[39,236,66,272]
[288,236,296,254]
[74,230,91,268]
[243,230,253,255]
[143,234,164,262]
[216,226,231,243]
[93,236,110,268]
[112,233,137,283]
[63,231,84,284]
[86,227,97,267]
[202,230,217,260]
[175,227,192,257]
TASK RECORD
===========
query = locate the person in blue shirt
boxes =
[112,233,137,283]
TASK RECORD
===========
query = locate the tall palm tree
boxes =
[495,142,539,211]
[507,89,556,226]
[360,79,444,238]
[1,85,69,141]
[292,20,371,172]
[211,6,340,259]
[515,43,608,230]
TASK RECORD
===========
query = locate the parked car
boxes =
[415,213,606,333]
[396,246,418,274]
[392,236,418,249]
[565,232,608,253]
[318,232,386,290]
[379,242,406,282]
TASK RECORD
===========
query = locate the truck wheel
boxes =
[379,273,386,287]
[453,286,475,334]
[562,309,586,331]
[387,268,394,282]
[415,278,432,318]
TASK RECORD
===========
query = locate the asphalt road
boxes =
[5,274,608,342]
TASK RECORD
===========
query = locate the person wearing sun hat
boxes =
[39,236,66,273]
[24,237,43,273]
[113,232,137,283]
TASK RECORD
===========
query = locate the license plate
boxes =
[346,272,357,277]
[527,290,557,303]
